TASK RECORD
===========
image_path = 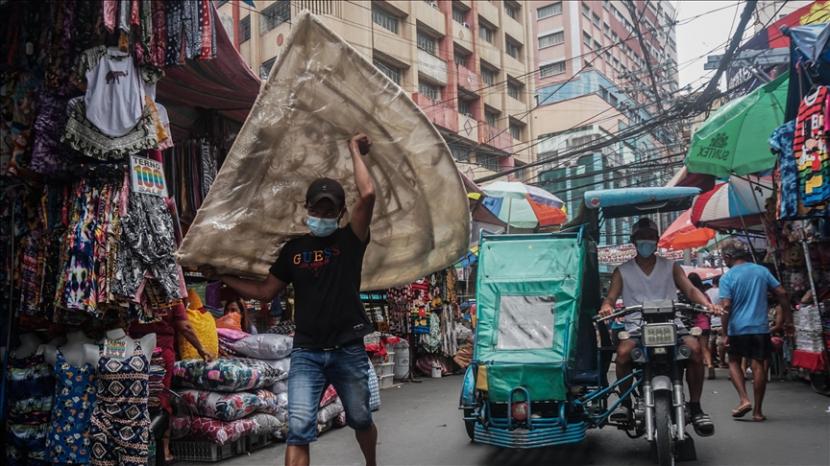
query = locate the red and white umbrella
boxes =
[690,176,773,229]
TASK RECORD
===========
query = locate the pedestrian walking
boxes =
[718,240,792,422]
[685,273,715,380]
[202,133,377,466]
[706,276,728,373]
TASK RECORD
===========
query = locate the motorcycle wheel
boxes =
[653,393,675,466]
[463,409,475,441]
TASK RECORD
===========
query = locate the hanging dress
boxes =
[6,350,53,466]
[89,342,150,466]
[46,350,97,464]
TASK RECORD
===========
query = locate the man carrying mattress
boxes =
[202,133,377,466]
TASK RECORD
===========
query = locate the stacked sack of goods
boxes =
[171,332,293,446]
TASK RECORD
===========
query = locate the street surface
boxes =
[181,369,829,466]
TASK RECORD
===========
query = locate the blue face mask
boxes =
[306,216,338,237]
[635,240,658,258]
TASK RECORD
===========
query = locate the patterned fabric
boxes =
[771,120,798,219]
[89,343,150,466]
[46,350,97,464]
[250,413,286,439]
[30,91,74,175]
[173,358,283,392]
[6,351,53,465]
[178,390,266,421]
[62,96,158,161]
[794,86,830,206]
[171,416,258,445]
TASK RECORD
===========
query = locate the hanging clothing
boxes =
[771,120,798,219]
[79,46,145,137]
[46,350,97,465]
[62,96,159,161]
[793,86,830,206]
[6,351,53,466]
[89,343,150,466]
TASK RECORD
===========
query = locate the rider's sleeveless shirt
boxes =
[618,256,677,331]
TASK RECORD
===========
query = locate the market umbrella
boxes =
[690,176,773,229]
[658,209,716,250]
[481,181,567,231]
[685,72,788,178]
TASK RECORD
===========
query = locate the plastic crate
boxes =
[375,362,394,378]
[170,438,245,462]
[245,432,275,452]
[379,374,395,389]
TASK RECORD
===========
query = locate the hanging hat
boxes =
[187,289,204,310]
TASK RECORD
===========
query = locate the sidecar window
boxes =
[496,296,555,350]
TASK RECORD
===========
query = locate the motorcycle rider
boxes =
[600,218,719,437]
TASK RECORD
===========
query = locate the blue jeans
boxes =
[286,342,373,445]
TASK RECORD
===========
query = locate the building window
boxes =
[454,50,469,67]
[509,123,522,140]
[582,3,590,18]
[417,31,437,55]
[504,1,520,21]
[593,40,602,52]
[506,38,521,60]
[459,99,473,116]
[374,59,402,84]
[538,31,564,48]
[453,6,466,24]
[259,56,276,79]
[592,12,601,28]
[539,60,565,78]
[477,153,500,171]
[507,80,522,100]
[239,15,251,43]
[449,145,470,161]
[603,22,611,37]
[537,2,562,19]
[372,5,399,34]
[479,22,495,43]
[481,66,497,86]
[419,81,441,101]
[583,32,592,49]
[261,1,290,33]
[485,109,499,127]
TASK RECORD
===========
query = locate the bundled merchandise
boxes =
[795,304,825,353]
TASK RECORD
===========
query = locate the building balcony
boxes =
[456,64,480,92]
[453,24,474,53]
[483,92,502,111]
[477,0,500,28]
[413,0,446,36]
[418,49,448,86]
[478,122,512,153]
[457,113,479,142]
[504,53,525,77]
[412,92,458,133]
[503,16,524,48]
[505,94,528,117]
[478,43,502,69]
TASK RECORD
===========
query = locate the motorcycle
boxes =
[595,300,716,466]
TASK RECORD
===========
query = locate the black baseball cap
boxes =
[305,178,345,208]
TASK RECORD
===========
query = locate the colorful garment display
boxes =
[170,416,257,446]
[46,350,97,464]
[6,351,54,466]
[771,120,799,219]
[793,86,830,206]
[89,344,150,466]
[62,96,159,161]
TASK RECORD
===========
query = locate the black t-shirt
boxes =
[269,226,372,348]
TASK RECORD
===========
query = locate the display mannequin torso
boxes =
[84,329,156,367]
[45,331,96,367]
[13,333,44,359]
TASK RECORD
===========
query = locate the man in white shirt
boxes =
[706,276,726,373]
[600,218,719,436]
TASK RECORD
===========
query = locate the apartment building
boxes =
[527,0,679,244]
[216,0,540,181]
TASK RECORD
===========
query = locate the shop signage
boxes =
[129,155,168,197]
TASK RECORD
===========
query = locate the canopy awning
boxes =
[157,7,261,128]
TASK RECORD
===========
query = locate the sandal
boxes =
[691,412,715,437]
[731,403,752,418]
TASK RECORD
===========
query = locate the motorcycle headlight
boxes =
[643,324,676,347]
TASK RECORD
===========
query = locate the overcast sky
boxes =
[675,1,745,89]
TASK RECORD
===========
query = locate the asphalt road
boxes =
[180,368,830,466]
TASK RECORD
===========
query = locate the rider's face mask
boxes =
[635,240,658,258]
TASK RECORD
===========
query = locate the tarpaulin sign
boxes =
[130,155,168,197]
